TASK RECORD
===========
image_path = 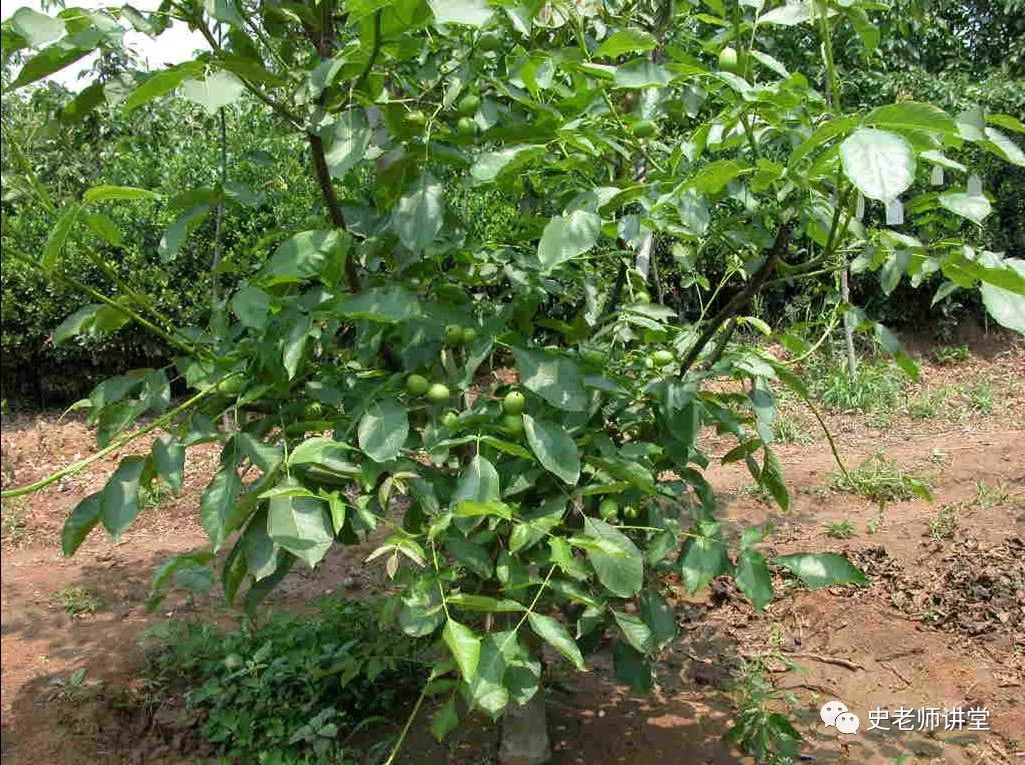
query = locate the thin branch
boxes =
[307,132,361,293]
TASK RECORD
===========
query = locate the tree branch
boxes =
[679,223,793,374]
[307,133,361,292]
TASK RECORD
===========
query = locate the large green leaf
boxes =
[393,173,444,253]
[527,612,585,670]
[865,102,959,137]
[613,59,670,89]
[12,43,95,89]
[429,0,492,26]
[512,348,588,412]
[453,455,501,504]
[62,492,102,556]
[537,210,601,272]
[324,109,371,179]
[596,28,657,58]
[11,9,64,47]
[680,522,731,593]
[151,434,185,493]
[639,590,677,650]
[466,633,510,716]
[42,204,81,271]
[612,642,652,691]
[773,552,868,587]
[938,192,992,226]
[430,696,460,742]
[582,517,643,597]
[984,127,1025,167]
[231,285,271,330]
[124,62,203,112]
[242,508,279,581]
[200,465,243,550]
[100,455,146,538]
[267,493,334,567]
[338,287,421,322]
[734,548,773,610]
[523,415,580,485]
[980,258,1025,334]
[839,128,916,203]
[470,145,545,184]
[443,618,481,681]
[263,229,350,284]
[358,399,409,462]
[181,70,245,114]
[612,610,653,653]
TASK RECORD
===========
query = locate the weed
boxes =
[866,506,887,534]
[739,483,775,503]
[824,519,857,539]
[973,480,1024,509]
[773,417,813,444]
[833,453,932,503]
[140,480,176,510]
[808,358,905,413]
[726,658,802,764]
[965,380,996,414]
[55,586,102,616]
[1,499,29,546]
[931,344,970,365]
[45,668,101,702]
[928,505,959,540]
[141,597,430,765]
[906,386,956,420]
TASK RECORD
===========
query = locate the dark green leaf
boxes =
[773,552,868,588]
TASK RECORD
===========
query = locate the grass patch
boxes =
[807,358,905,413]
[931,344,970,365]
[56,586,103,616]
[140,597,430,765]
[964,380,997,415]
[833,452,932,503]
[140,480,177,510]
[907,386,958,420]
[773,416,813,444]
[1,499,29,546]
[928,504,959,540]
[824,519,857,539]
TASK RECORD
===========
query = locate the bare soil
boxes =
[2,341,1023,765]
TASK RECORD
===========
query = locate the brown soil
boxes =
[2,341,1023,765]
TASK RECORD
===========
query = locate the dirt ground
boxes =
[1,340,1023,765]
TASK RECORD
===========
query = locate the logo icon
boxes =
[821,700,860,734]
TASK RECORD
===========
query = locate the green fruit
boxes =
[643,357,655,369]
[635,291,651,304]
[478,32,502,51]
[652,349,675,367]
[457,93,480,116]
[599,498,619,520]
[622,505,639,520]
[426,383,451,403]
[304,401,324,418]
[580,348,604,366]
[462,327,478,344]
[502,391,526,415]
[217,375,245,395]
[406,374,430,396]
[501,413,524,434]
[456,116,477,136]
[441,411,459,428]
[719,46,739,73]
[632,119,657,138]
[405,109,427,126]
[444,324,464,345]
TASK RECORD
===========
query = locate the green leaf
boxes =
[613,59,670,89]
[123,62,203,112]
[582,517,643,598]
[11,9,64,47]
[282,313,311,379]
[735,548,773,610]
[612,642,652,691]
[181,70,245,114]
[596,28,657,58]
[453,455,501,504]
[537,210,601,272]
[62,492,102,556]
[685,159,750,194]
[338,287,421,322]
[267,493,334,567]
[523,415,580,485]
[83,185,161,204]
[466,634,511,716]
[100,456,146,538]
[42,204,81,271]
[430,696,460,742]
[639,590,677,650]
[984,127,1025,167]
[200,465,243,550]
[612,610,653,653]
[980,259,1025,334]
[761,445,789,511]
[938,192,992,226]
[231,285,271,330]
[839,128,916,203]
[393,172,444,253]
[773,552,868,588]
[446,593,524,612]
[158,204,210,261]
[52,304,100,346]
[264,229,350,284]
[527,612,585,670]
[758,0,812,25]
[470,145,545,184]
[242,508,278,581]
[512,348,588,412]
[865,102,959,137]
[429,0,492,25]
[680,523,731,593]
[446,539,493,579]
[83,212,123,246]
[358,399,409,462]
[12,43,94,89]
[323,109,371,179]
[443,618,481,681]
[151,434,185,493]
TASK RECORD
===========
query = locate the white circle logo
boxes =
[820,700,848,727]
[835,712,861,734]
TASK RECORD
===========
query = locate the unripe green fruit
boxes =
[444,325,464,345]
[456,116,477,136]
[652,349,675,367]
[217,375,245,395]
[304,401,324,418]
[622,505,639,520]
[632,119,657,138]
[599,498,619,520]
[643,357,655,369]
[462,327,478,344]
[501,413,524,434]
[719,46,739,73]
[426,383,451,403]
[502,391,526,415]
[457,93,480,116]
[635,291,651,304]
[406,374,430,396]
[441,411,459,428]
[405,109,427,126]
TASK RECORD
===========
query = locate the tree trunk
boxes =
[499,689,551,765]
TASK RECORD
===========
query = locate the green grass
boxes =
[773,416,813,444]
[807,358,905,413]
[833,452,932,503]
[965,380,997,414]
[824,519,857,539]
[1,499,29,546]
[928,504,959,540]
[55,586,103,616]
[907,386,957,420]
[931,344,970,365]
[140,480,176,510]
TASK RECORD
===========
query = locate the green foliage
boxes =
[141,599,429,765]
[833,452,932,503]
[806,357,906,413]
[824,519,857,539]
[726,659,802,765]
[55,585,102,615]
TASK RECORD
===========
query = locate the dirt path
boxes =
[2,346,1023,764]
